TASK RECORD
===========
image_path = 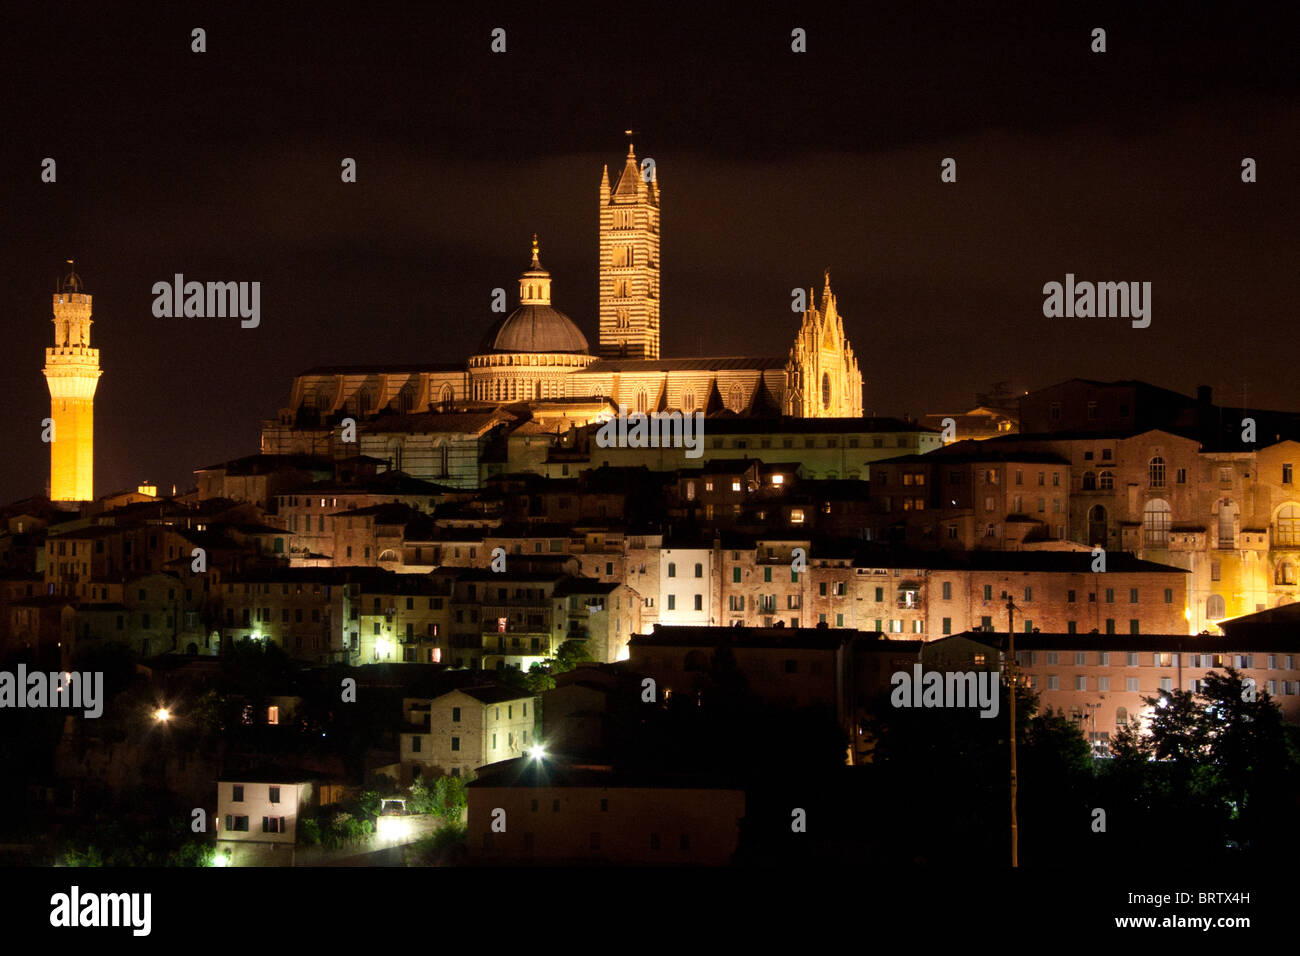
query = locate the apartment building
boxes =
[400,686,535,779]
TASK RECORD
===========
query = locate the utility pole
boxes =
[1006,594,1019,868]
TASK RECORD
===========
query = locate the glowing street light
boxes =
[528,745,547,761]
[154,708,171,722]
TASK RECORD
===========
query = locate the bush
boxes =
[410,821,467,866]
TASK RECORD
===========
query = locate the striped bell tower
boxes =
[598,132,661,360]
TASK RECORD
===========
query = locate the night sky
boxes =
[1,2,1296,503]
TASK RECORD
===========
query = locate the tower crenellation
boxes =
[44,261,102,501]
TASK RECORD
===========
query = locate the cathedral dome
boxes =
[475,235,589,355]
[477,304,589,354]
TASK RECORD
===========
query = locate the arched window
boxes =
[1273,503,1299,546]
[682,391,696,413]
[1115,706,1128,728]
[1217,499,1237,549]
[636,388,648,414]
[1276,561,1296,586]
[822,372,831,409]
[1087,505,1107,547]
[378,549,399,563]
[1143,499,1171,547]
[1099,470,1115,490]
[729,383,745,412]
[1148,456,1166,488]
[1081,471,1097,491]
[1206,594,1226,619]
[439,384,453,409]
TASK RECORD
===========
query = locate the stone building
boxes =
[260,140,866,485]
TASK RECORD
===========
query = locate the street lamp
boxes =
[154,707,171,722]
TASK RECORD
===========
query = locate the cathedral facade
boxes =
[263,141,863,462]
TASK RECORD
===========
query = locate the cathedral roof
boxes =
[476,304,590,354]
[580,356,786,373]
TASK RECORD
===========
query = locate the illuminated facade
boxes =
[598,143,661,360]
[43,266,101,502]
[263,140,867,472]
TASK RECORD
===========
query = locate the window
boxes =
[942,617,951,635]
[1284,463,1294,485]
[226,815,249,832]
[667,595,675,610]
[1075,676,1086,690]
[1082,471,1096,490]
[232,785,244,802]
[1099,470,1115,490]
[1273,504,1300,546]
[1217,500,1237,548]
[1129,588,1138,604]
[694,595,703,611]
[694,563,703,578]
[733,567,741,583]
[1125,678,1139,692]
[1098,676,1110,692]
[1148,457,1166,488]
[983,585,993,601]
[1206,594,1226,619]
[667,563,676,578]
[451,737,460,751]
[1143,499,1171,547]
[1047,675,1059,690]
[269,786,280,804]
[941,581,952,600]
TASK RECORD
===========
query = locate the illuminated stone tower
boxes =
[43,263,101,502]
[598,136,660,359]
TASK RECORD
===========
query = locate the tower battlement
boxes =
[43,264,101,502]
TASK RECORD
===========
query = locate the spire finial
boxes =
[625,128,637,158]
[531,233,540,267]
